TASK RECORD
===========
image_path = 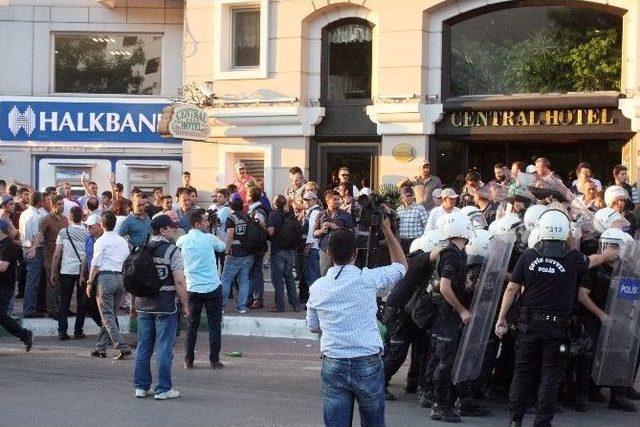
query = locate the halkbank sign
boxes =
[0,99,179,143]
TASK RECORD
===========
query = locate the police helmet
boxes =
[527,226,541,249]
[593,207,625,230]
[604,185,629,208]
[409,229,443,253]
[599,227,634,254]
[488,212,523,236]
[436,213,474,241]
[460,206,488,230]
[538,209,570,241]
[523,204,547,231]
[465,229,492,265]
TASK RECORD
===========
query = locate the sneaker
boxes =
[74,332,86,339]
[154,389,181,400]
[235,308,247,314]
[114,349,132,360]
[183,360,194,370]
[418,389,435,408]
[249,301,263,309]
[23,330,33,352]
[135,389,153,398]
[430,403,461,423]
[58,333,70,341]
[210,361,224,370]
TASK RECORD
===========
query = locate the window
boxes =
[232,8,260,68]
[322,20,373,100]
[54,33,162,95]
[446,6,622,97]
[214,0,269,80]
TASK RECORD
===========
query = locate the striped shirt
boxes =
[396,203,429,239]
[306,262,406,358]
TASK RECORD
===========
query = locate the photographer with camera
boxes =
[307,204,407,426]
[313,190,355,276]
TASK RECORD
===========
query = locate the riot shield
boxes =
[592,244,640,387]
[452,233,517,384]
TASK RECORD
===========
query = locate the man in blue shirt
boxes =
[118,193,151,246]
[176,209,227,370]
[307,209,407,427]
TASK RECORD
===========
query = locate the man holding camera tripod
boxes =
[307,205,407,427]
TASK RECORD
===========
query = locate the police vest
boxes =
[135,241,178,314]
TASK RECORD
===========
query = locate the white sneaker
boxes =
[154,389,181,400]
[134,388,153,398]
[235,308,247,314]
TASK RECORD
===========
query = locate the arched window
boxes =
[444,3,623,97]
[321,18,373,101]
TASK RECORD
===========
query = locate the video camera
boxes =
[206,208,221,233]
[356,190,399,268]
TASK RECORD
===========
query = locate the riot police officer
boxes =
[576,228,637,412]
[428,213,475,423]
[495,209,618,427]
[382,230,440,400]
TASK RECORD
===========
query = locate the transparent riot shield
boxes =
[452,233,517,384]
[592,244,640,387]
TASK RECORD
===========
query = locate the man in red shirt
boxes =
[231,162,257,209]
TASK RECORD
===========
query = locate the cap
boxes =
[84,213,101,227]
[235,161,246,171]
[150,214,176,231]
[303,191,317,200]
[0,194,13,208]
[525,165,536,174]
[440,188,458,199]
[0,218,9,234]
[432,188,442,199]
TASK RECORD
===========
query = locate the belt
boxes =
[529,312,567,324]
[100,271,122,275]
[321,352,382,361]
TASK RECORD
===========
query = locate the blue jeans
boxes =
[134,312,178,394]
[270,249,298,311]
[303,248,321,288]
[249,253,265,304]
[22,248,43,316]
[221,255,254,311]
[321,354,386,427]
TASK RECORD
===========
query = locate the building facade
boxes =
[182,0,640,198]
[0,0,184,194]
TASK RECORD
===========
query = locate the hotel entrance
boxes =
[313,142,379,191]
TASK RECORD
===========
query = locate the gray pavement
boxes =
[1,335,639,427]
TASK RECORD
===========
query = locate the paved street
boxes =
[1,335,639,427]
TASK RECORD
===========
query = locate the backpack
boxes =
[275,211,302,250]
[122,241,173,297]
[232,212,267,254]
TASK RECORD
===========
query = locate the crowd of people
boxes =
[0,156,639,424]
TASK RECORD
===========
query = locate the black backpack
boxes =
[275,211,302,250]
[232,213,268,254]
[122,241,172,297]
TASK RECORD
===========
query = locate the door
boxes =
[316,143,379,192]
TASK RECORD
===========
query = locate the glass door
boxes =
[316,143,379,193]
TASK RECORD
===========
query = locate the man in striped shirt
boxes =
[396,186,429,253]
[306,209,407,427]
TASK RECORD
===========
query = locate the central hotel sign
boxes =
[449,108,615,128]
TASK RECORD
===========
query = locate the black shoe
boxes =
[114,349,132,360]
[458,398,491,417]
[90,349,107,358]
[47,314,59,321]
[210,361,224,370]
[74,333,86,339]
[68,310,76,317]
[574,395,588,412]
[385,388,395,401]
[406,383,418,394]
[609,396,637,412]
[58,333,70,341]
[22,330,33,352]
[625,388,640,401]
[430,404,461,423]
[183,360,194,370]
[589,391,606,403]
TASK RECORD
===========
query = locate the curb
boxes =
[3,314,317,341]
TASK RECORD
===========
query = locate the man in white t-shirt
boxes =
[425,188,461,230]
[51,205,89,340]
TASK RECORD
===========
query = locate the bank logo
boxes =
[8,105,36,137]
